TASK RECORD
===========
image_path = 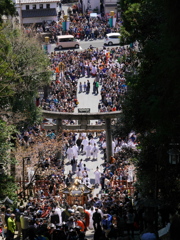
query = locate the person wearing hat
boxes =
[7,214,16,240]
[94,167,101,186]
[20,211,30,240]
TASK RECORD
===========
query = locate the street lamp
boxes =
[167,145,180,165]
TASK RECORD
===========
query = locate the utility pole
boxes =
[18,0,23,26]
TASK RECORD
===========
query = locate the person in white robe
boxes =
[90,138,95,146]
[81,137,88,152]
[91,65,97,76]
[82,170,88,178]
[82,164,90,172]
[87,207,95,229]
[83,175,91,186]
[27,167,35,183]
[102,140,106,151]
[54,206,64,225]
[66,146,74,161]
[77,159,83,170]
[91,143,99,159]
[85,142,92,158]
[76,168,82,178]
[127,166,134,182]
[81,132,86,138]
[94,167,101,185]
[72,144,79,158]
[115,145,121,153]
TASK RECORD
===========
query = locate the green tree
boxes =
[117,0,180,207]
[0,0,16,22]
[0,120,18,201]
[0,24,51,127]
[0,24,51,202]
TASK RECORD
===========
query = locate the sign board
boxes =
[78,108,90,113]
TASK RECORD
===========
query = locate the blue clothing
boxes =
[101,214,112,230]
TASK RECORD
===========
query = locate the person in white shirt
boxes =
[76,168,82,178]
[66,146,74,161]
[77,159,83,170]
[90,138,95,146]
[72,144,78,158]
[85,142,92,159]
[82,164,90,172]
[81,137,88,153]
[83,174,91,186]
[115,145,121,153]
[94,167,101,185]
[91,143,99,159]
[102,140,106,151]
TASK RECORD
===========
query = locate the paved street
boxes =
[63,75,141,240]
[51,38,105,52]
[60,4,141,239]
[64,75,104,196]
[48,3,122,53]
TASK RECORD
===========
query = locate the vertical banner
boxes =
[66,21,70,31]
[42,44,47,53]
[113,17,116,27]
[62,21,66,31]
[109,18,113,27]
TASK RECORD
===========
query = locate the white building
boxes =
[13,0,59,25]
[103,0,117,15]
[80,0,100,14]
[79,0,118,17]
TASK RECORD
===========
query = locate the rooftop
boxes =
[15,0,58,4]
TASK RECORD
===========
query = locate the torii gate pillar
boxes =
[105,118,112,162]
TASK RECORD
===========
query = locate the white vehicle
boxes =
[104,32,121,46]
[56,35,80,50]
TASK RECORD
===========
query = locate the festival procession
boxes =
[0,1,179,240]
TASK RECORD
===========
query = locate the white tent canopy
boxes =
[90,13,101,18]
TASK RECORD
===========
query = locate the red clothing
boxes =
[84,210,90,228]
[76,220,85,232]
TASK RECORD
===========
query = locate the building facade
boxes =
[103,0,117,14]
[13,0,59,25]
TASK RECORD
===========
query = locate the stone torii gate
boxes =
[42,110,122,162]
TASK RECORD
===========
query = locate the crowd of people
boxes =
[39,45,131,114]
[33,3,121,43]
[2,126,166,240]
[2,4,177,240]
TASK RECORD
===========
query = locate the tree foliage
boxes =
[0,24,51,127]
[117,0,180,207]
[0,120,16,165]
[0,0,16,22]
[0,23,51,201]
[0,120,18,201]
